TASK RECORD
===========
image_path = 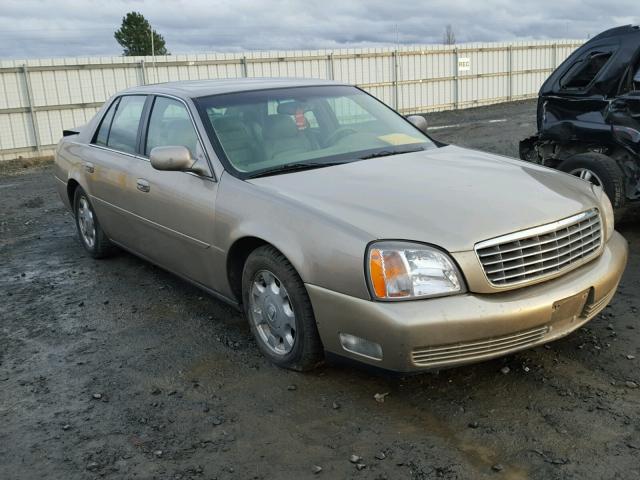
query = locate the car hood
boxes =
[248,145,599,252]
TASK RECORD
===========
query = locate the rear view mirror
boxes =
[150,146,195,172]
[406,115,428,134]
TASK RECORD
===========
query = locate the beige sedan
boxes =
[54,79,628,372]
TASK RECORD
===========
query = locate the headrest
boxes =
[264,114,299,139]
[277,101,309,116]
[212,116,250,135]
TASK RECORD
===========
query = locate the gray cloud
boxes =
[0,0,638,59]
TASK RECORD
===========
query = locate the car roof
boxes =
[590,24,640,42]
[122,78,348,99]
[539,24,640,98]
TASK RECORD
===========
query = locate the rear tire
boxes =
[242,245,323,371]
[558,153,626,209]
[73,186,115,259]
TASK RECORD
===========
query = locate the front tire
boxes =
[242,246,323,371]
[558,153,626,209]
[73,186,115,258]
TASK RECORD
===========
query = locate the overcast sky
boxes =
[0,0,638,59]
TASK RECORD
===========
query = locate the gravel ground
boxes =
[1,99,639,480]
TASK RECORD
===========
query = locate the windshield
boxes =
[195,85,436,177]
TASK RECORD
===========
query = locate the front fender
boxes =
[215,173,373,300]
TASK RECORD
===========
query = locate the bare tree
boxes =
[443,24,456,45]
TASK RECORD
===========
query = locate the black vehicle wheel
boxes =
[73,187,115,258]
[558,153,626,209]
[242,245,324,371]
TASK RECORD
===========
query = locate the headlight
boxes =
[592,185,614,241]
[367,241,466,300]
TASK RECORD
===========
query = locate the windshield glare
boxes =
[195,85,435,177]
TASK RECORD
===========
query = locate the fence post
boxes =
[21,64,41,154]
[507,45,513,102]
[453,47,459,110]
[327,53,334,80]
[392,50,399,109]
[241,56,248,77]
[552,43,558,68]
[140,60,147,85]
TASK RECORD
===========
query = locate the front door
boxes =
[126,95,220,288]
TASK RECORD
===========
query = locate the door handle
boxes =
[84,162,94,173]
[136,178,150,193]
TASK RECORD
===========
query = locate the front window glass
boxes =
[195,85,435,177]
[328,96,376,125]
[146,97,199,156]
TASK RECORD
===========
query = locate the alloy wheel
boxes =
[569,167,604,188]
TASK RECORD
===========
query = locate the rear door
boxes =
[84,94,148,247]
[125,95,219,288]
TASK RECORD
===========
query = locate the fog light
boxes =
[339,333,383,361]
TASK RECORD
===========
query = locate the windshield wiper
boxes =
[358,146,425,160]
[248,161,347,179]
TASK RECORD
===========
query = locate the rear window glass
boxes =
[561,51,612,90]
[93,99,119,146]
[107,95,146,154]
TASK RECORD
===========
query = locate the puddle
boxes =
[377,400,529,478]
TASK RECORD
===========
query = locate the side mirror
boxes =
[406,115,428,134]
[150,146,196,172]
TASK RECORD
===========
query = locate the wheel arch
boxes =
[66,178,80,206]
[534,139,632,170]
[226,236,270,302]
[226,232,317,305]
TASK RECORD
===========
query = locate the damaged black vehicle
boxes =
[520,25,640,213]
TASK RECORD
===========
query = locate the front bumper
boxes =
[307,231,628,372]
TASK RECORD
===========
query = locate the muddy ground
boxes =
[1,100,639,480]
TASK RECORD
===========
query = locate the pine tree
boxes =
[114,12,169,56]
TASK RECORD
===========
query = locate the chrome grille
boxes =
[412,326,549,367]
[475,209,602,287]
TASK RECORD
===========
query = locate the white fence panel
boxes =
[0,39,583,161]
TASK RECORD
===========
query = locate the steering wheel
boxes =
[324,127,359,147]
